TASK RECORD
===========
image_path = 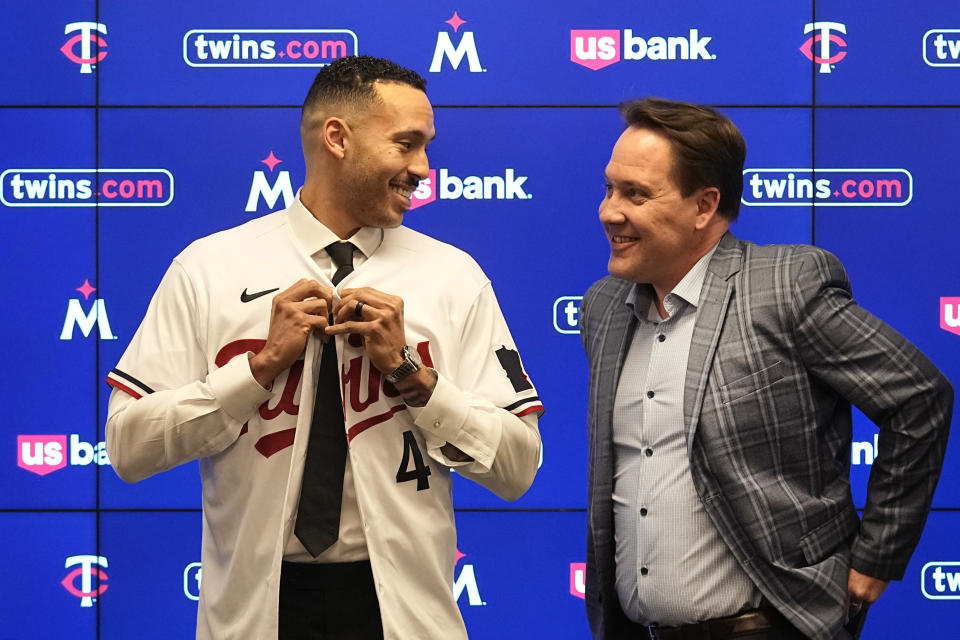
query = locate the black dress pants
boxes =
[279,560,384,640]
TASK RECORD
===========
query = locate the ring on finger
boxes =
[354,300,365,318]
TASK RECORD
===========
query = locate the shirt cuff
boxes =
[207,353,274,423]
[407,372,501,470]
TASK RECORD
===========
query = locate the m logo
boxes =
[800,22,847,73]
[941,297,960,337]
[61,22,107,74]
[453,549,485,606]
[62,555,109,607]
[245,151,293,213]
[60,280,114,340]
[429,12,483,73]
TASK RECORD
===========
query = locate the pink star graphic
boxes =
[445,11,466,33]
[261,151,282,172]
[455,549,466,564]
[76,279,97,300]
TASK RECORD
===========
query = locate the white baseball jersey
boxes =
[105,198,543,640]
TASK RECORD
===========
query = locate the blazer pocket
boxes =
[799,508,861,565]
[718,361,784,405]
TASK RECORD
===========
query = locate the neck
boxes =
[300,180,359,239]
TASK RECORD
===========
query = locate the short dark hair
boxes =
[301,55,427,126]
[618,97,746,220]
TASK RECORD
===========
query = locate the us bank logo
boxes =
[18,433,109,475]
[62,555,109,607]
[922,562,960,599]
[0,169,173,207]
[942,298,960,336]
[741,169,912,207]
[184,29,356,67]
[924,30,960,67]
[570,28,715,70]
[800,22,847,74]
[61,22,107,74]
[430,11,484,73]
[409,168,531,209]
[570,562,586,599]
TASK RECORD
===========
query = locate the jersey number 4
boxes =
[396,430,431,491]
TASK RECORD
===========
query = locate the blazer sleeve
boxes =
[789,248,953,581]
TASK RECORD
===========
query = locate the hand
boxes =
[249,279,333,387]
[326,287,407,373]
[847,568,888,616]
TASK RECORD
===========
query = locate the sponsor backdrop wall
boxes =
[2,1,959,637]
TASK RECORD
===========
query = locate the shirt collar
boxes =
[624,240,721,320]
[288,189,383,260]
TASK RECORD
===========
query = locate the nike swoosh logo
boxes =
[240,287,279,303]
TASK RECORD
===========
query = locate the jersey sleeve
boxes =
[104,259,272,483]
[408,281,543,501]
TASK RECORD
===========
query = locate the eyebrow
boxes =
[394,129,436,143]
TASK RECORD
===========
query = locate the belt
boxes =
[280,560,375,589]
[643,608,793,640]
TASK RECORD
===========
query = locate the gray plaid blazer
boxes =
[581,232,953,640]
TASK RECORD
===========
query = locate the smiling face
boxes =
[599,126,726,297]
[338,81,435,232]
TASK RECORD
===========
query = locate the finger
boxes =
[296,299,329,317]
[332,298,383,324]
[325,320,370,336]
[338,287,397,307]
[275,279,328,303]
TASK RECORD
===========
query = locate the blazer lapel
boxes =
[684,232,742,453]
[590,280,638,531]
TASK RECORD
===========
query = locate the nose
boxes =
[409,147,429,183]
[598,195,625,226]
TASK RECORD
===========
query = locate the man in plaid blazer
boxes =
[581,98,953,640]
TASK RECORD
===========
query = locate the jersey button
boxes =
[646,390,655,399]
[640,567,649,576]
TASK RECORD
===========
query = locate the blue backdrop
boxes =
[2,1,958,637]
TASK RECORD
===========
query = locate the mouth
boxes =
[389,181,416,200]
[610,235,640,246]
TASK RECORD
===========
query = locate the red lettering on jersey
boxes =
[416,341,435,368]
[214,339,265,367]
[215,338,302,458]
[342,356,380,412]
[259,360,302,420]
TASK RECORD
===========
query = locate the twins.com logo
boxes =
[741,169,912,207]
[0,169,173,207]
[183,29,357,67]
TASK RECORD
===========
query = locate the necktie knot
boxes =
[327,242,355,285]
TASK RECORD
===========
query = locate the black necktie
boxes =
[294,241,355,556]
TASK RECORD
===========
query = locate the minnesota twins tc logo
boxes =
[799,22,847,73]
[61,555,109,607]
[61,22,108,74]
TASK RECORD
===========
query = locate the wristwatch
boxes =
[385,345,423,384]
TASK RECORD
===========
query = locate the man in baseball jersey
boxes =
[105,55,543,640]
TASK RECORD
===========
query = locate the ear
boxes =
[321,117,350,160]
[694,187,722,230]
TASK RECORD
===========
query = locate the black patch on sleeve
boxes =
[495,346,533,392]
